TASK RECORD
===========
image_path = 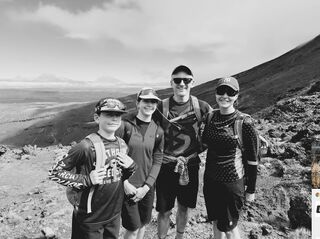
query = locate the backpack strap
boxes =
[85,133,106,213]
[233,112,261,163]
[190,95,201,123]
[86,133,106,169]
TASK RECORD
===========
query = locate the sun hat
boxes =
[137,87,161,101]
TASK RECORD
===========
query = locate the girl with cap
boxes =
[116,87,164,239]
[202,77,258,239]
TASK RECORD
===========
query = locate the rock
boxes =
[249,228,260,239]
[21,155,31,160]
[5,212,23,225]
[287,227,311,238]
[261,223,273,235]
[288,192,311,229]
[41,227,56,238]
[70,141,77,147]
[0,145,8,156]
[12,149,23,155]
[268,129,281,138]
[307,80,320,95]
[25,215,32,221]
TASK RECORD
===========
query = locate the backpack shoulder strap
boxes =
[84,133,106,213]
[190,95,201,123]
[206,109,219,126]
[116,136,127,154]
[233,112,250,152]
[162,98,170,118]
[234,112,261,159]
[85,133,106,169]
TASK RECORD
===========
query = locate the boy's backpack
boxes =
[161,95,204,151]
[206,110,268,161]
[66,133,125,213]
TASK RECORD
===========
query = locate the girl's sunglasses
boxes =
[172,78,193,85]
[216,86,238,97]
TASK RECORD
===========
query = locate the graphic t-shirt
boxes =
[155,96,212,165]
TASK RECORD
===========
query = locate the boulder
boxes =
[287,192,311,229]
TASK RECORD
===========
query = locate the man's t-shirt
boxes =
[154,96,212,165]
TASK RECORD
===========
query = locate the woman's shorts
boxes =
[121,186,155,231]
[203,177,245,232]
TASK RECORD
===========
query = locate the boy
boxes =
[49,98,136,239]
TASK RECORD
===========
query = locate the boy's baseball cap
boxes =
[95,98,127,114]
[216,76,239,91]
[137,87,161,101]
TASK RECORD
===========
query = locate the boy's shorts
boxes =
[121,186,155,231]
[203,177,245,232]
[156,162,199,213]
[72,211,120,239]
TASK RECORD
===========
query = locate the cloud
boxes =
[7,0,227,52]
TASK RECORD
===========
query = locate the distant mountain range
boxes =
[1,34,320,146]
[0,74,167,90]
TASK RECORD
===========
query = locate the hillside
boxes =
[1,34,320,146]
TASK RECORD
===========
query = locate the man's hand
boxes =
[116,153,134,168]
[89,168,106,185]
[132,185,150,202]
[124,180,137,196]
[245,192,255,202]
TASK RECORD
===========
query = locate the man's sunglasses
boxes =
[172,78,193,85]
[216,86,238,97]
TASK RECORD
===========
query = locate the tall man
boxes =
[155,65,212,239]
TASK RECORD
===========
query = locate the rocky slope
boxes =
[1,81,319,238]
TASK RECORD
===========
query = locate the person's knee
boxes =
[177,202,188,214]
[158,210,171,220]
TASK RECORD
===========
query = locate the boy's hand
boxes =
[124,180,137,196]
[89,168,106,185]
[132,185,149,202]
[116,153,134,168]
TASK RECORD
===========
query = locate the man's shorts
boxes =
[156,162,199,213]
[121,186,155,231]
[203,177,245,232]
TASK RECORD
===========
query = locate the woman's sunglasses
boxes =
[172,78,193,85]
[216,86,238,97]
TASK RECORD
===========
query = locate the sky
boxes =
[0,0,320,89]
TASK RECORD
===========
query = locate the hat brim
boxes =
[99,107,127,113]
[138,95,161,101]
[217,83,239,91]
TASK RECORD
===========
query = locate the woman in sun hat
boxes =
[116,87,164,239]
[202,76,259,239]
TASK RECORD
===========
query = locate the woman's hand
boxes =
[132,185,150,202]
[116,153,134,168]
[124,180,137,196]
